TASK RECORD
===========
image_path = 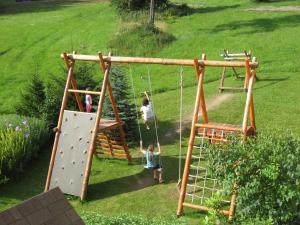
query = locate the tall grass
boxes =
[0,115,50,184]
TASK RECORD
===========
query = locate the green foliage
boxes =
[103,67,137,143]
[43,63,98,127]
[111,0,169,12]
[109,24,175,56]
[206,131,300,224]
[204,192,227,225]
[82,212,186,225]
[0,115,49,184]
[15,73,46,118]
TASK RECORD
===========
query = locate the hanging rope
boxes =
[128,64,143,143]
[178,66,184,185]
[146,65,161,166]
[146,65,159,145]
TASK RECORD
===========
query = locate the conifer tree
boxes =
[103,67,137,144]
[16,73,46,118]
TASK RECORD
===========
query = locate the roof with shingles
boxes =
[0,187,85,225]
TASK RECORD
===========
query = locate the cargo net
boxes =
[185,128,234,207]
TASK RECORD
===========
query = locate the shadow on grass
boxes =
[166,3,240,17]
[87,154,184,201]
[253,77,289,90]
[210,14,300,34]
[0,0,107,15]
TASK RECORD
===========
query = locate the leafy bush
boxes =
[109,24,175,56]
[0,114,50,184]
[82,212,186,225]
[206,131,300,224]
[111,0,169,12]
[103,67,137,143]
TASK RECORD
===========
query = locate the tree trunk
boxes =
[149,0,155,25]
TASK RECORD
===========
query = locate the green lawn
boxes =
[0,0,300,224]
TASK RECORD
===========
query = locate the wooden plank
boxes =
[45,63,74,192]
[96,152,127,157]
[182,202,230,216]
[219,86,246,90]
[95,147,125,153]
[68,89,101,95]
[195,123,243,132]
[61,53,259,68]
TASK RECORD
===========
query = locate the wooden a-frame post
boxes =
[98,52,131,161]
[80,58,111,200]
[45,57,75,192]
[177,56,207,216]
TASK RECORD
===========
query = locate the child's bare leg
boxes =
[159,170,164,183]
[153,170,158,180]
[144,121,150,130]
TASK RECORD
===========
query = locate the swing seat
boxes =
[144,165,162,172]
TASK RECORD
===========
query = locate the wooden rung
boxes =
[68,89,101,95]
[224,57,249,61]
[195,123,243,132]
[96,139,123,146]
[219,86,246,90]
[96,143,125,150]
[95,147,125,153]
[95,146,125,152]
[182,202,230,216]
[96,151,127,158]
[221,53,250,57]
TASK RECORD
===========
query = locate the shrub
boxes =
[206,131,300,224]
[0,115,50,184]
[111,0,169,12]
[109,24,175,56]
[15,73,46,118]
[82,212,186,225]
[103,67,137,144]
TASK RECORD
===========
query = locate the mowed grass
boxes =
[0,0,300,224]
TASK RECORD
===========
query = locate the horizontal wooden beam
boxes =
[61,53,258,68]
[183,202,230,216]
[195,123,243,132]
[68,89,101,95]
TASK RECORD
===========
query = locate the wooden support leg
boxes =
[98,52,131,161]
[45,63,75,192]
[177,58,206,216]
[63,52,84,112]
[80,64,111,200]
[219,67,226,93]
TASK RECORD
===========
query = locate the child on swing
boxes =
[140,141,164,184]
[85,87,92,113]
[140,91,155,130]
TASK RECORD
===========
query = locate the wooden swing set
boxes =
[45,52,258,218]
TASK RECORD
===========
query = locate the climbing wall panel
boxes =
[49,110,96,197]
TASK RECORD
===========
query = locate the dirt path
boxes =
[164,93,235,140]
[246,6,300,12]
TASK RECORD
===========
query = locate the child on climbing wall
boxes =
[140,91,155,130]
[140,141,164,184]
[85,88,92,113]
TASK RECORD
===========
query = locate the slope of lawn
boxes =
[0,0,300,224]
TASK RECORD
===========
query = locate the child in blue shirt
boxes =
[140,142,164,183]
